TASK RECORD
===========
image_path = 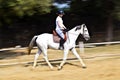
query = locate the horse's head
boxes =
[68,24,90,41]
[74,24,90,41]
[81,24,90,41]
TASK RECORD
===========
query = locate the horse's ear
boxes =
[81,24,84,26]
[83,24,86,28]
[75,25,81,31]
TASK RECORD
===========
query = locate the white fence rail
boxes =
[0,41,120,52]
[76,41,120,48]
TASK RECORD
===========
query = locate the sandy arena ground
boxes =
[0,45,120,80]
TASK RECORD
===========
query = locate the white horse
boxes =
[28,24,90,70]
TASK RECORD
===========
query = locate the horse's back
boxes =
[36,33,53,43]
[37,33,52,39]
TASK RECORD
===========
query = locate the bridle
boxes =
[66,25,83,44]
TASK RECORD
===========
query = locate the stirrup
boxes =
[59,46,64,50]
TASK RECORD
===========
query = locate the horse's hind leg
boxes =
[43,50,53,70]
[33,50,41,68]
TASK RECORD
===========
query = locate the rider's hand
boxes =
[64,29,69,32]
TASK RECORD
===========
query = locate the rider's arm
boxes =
[57,21,66,29]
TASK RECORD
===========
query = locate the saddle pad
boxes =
[53,35,60,43]
[52,30,67,43]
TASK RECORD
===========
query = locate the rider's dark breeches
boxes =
[60,38,65,47]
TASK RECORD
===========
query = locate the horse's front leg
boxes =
[71,48,86,68]
[58,49,69,70]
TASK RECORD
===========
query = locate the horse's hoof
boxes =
[50,67,54,70]
[82,66,87,69]
[58,66,63,70]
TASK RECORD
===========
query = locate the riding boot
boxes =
[59,38,65,50]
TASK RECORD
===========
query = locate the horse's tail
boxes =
[28,35,38,55]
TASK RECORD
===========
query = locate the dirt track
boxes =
[0,46,120,80]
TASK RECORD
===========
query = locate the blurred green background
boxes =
[0,0,120,48]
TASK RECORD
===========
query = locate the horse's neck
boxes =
[67,31,79,44]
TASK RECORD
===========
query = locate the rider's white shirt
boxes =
[55,16,65,39]
[56,16,64,30]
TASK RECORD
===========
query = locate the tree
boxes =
[0,0,52,27]
[70,0,120,41]
[0,0,53,47]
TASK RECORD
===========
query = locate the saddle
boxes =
[52,30,67,43]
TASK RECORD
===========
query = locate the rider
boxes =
[55,10,67,50]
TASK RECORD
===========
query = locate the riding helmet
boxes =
[57,10,65,15]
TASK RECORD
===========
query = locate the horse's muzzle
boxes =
[85,36,90,41]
